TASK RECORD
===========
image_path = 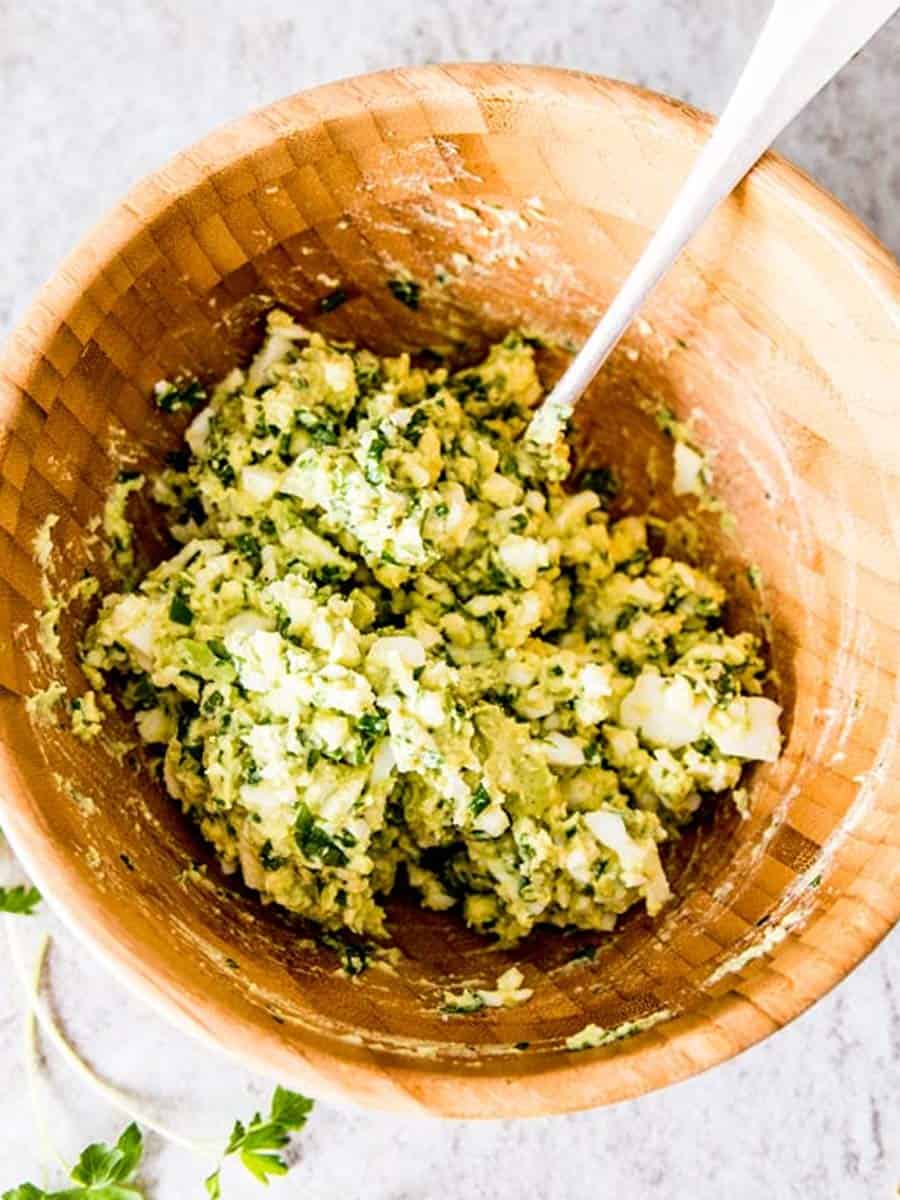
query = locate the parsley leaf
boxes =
[0,885,42,916]
[204,1170,221,1200]
[224,1087,314,1185]
[71,1123,143,1189]
[269,1087,314,1127]
[3,1123,145,1199]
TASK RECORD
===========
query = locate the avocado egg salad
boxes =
[82,309,781,944]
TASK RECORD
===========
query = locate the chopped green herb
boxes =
[320,931,371,976]
[615,605,638,631]
[404,407,429,446]
[568,944,598,963]
[294,803,348,867]
[387,278,421,309]
[578,466,619,502]
[259,839,286,872]
[209,454,236,487]
[317,288,348,313]
[654,406,678,436]
[307,421,339,445]
[154,378,208,413]
[357,711,388,752]
[235,532,262,567]
[364,431,389,484]
[311,564,344,587]
[470,782,491,816]
[169,594,194,625]
[128,677,158,711]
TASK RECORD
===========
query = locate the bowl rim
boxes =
[1,62,898,1118]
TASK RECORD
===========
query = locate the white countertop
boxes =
[1,2,897,1197]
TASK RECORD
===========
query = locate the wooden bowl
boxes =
[0,65,897,1118]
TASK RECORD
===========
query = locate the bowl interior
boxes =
[0,66,897,1116]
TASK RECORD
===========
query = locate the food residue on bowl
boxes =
[441,967,533,1014]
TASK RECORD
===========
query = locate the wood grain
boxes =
[0,65,897,1117]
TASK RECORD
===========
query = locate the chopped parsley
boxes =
[317,288,348,313]
[387,278,421,309]
[578,466,619,502]
[294,803,348,867]
[154,378,207,413]
[168,594,194,626]
[320,931,371,976]
[259,839,286,872]
[357,711,387,752]
[235,532,262,568]
[470,782,491,816]
[568,943,598,963]
[404,407,429,446]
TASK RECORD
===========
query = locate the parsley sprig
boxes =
[0,885,42,915]
[205,1087,314,1194]
[3,1123,144,1200]
[0,934,314,1200]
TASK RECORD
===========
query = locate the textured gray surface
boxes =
[1,1,898,1197]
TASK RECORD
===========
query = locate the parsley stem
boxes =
[4,918,220,1158]
[19,929,67,1177]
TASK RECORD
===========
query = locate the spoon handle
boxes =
[536,0,899,425]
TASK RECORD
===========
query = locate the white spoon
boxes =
[527,0,899,440]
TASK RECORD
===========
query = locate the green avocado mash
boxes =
[82,310,781,944]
